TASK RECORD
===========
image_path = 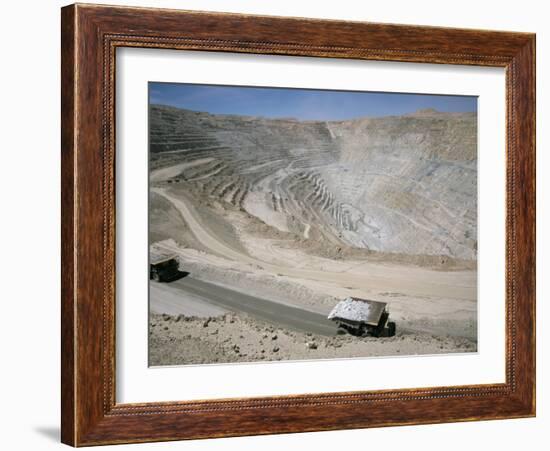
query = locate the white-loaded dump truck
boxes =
[328,297,396,337]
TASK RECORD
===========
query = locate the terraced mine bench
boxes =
[149,104,478,260]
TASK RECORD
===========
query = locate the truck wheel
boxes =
[387,322,396,337]
[152,272,160,282]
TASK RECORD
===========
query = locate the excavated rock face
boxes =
[150,105,477,260]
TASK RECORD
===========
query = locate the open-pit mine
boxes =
[148,104,478,366]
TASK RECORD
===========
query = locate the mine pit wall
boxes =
[149,105,477,261]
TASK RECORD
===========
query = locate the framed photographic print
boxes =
[61,3,536,446]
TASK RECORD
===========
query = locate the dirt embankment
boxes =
[149,312,476,366]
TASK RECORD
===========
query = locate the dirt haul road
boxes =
[152,187,476,302]
[159,276,338,336]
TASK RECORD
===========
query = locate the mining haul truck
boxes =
[328,297,396,337]
[149,251,180,282]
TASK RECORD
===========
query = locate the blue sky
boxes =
[149,82,477,121]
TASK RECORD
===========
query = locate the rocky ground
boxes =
[149,312,476,366]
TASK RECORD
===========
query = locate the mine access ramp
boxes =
[328,297,396,337]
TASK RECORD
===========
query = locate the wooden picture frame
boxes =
[61,3,536,446]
